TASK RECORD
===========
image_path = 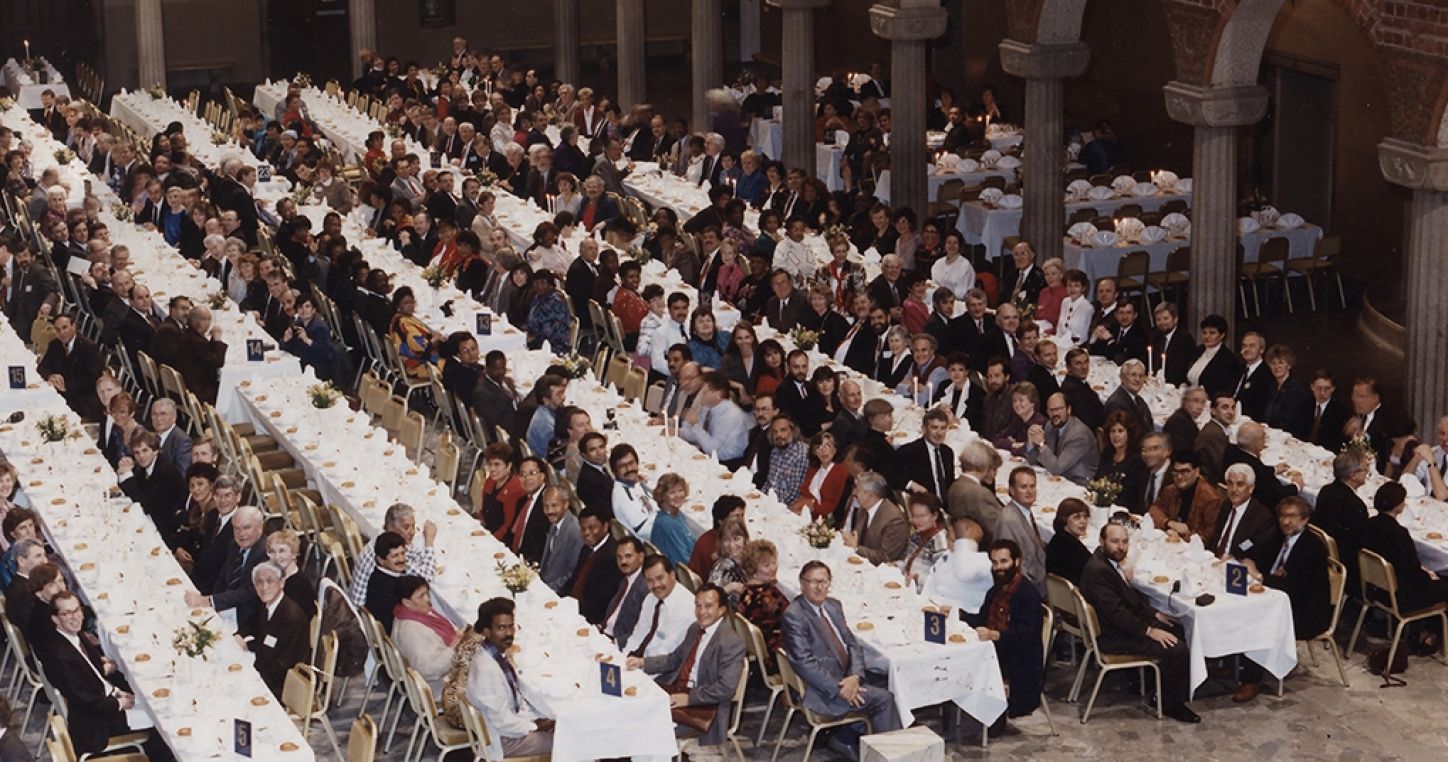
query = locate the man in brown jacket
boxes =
[841,471,908,564]
[1148,451,1222,542]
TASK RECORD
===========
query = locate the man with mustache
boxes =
[965,539,1045,732]
[466,597,555,757]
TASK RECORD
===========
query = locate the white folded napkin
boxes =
[935,153,960,171]
[1090,230,1119,247]
[996,155,1022,170]
[956,158,979,174]
[1176,178,1193,194]
[998,193,1023,209]
[1067,222,1098,244]
[1150,170,1180,191]
[1067,179,1092,199]
[978,187,1005,205]
[1254,205,1281,226]
[1111,175,1136,193]
[980,149,1003,167]
[1140,225,1168,244]
[1133,182,1159,198]
[1087,185,1115,201]
[1238,216,1262,235]
[1114,217,1145,243]
[1276,212,1304,229]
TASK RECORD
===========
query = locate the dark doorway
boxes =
[265,0,350,84]
[1260,56,1338,230]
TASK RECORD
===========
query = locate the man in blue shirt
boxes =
[526,375,568,457]
[681,371,752,466]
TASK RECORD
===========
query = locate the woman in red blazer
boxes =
[477,442,526,540]
[790,432,849,521]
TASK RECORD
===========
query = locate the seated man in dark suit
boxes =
[1059,348,1105,433]
[1311,450,1372,589]
[1306,369,1351,454]
[116,430,188,538]
[1223,422,1303,507]
[1087,299,1148,366]
[185,505,267,636]
[1163,387,1206,457]
[246,562,310,699]
[38,592,143,757]
[1362,482,1448,653]
[1079,523,1198,723]
[627,583,746,750]
[21,562,67,650]
[965,539,1045,725]
[37,312,105,421]
[574,432,615,519]
[782,561,902,755]
[364,531,409,633]
[890,409,955,503]
[1234,496,1331,702]
[3,538,47,635]
[1102,359,1154,437]
[1213,464,1277,561]
[1151,302,1195,386]
[568,510,624,625]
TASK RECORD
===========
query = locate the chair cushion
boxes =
[433,716,469,745]
[1402,602,1448,619]
[1100,652,1154,665]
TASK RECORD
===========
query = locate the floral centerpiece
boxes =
[1340,435,1375,469]
[1085,476,1123,508]
[1012,291,1036,322]
[549,354,590,379]
[207,291,229,310]
[627,244,652,267]
[790,327,820,352]
[800,517,835,549]
[307,381,342,409]
[111,202,134,223]
[496,560,536,596]
[420,265,447,290]
[0,97,14,111]
[52,148,75,166]
[385,123,402,139]
[473,167,499,188]
[36,414,69,443]
[292,72,314,90]
[145,85,166,100]
[289,184,313,208]
[210,131,230,146]
[172,617,221,660]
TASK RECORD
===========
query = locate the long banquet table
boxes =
[958,189,1194,259]
[0,320,314,761]
[1,57,70,109]
[1062,222,1324,283]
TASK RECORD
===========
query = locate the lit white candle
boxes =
[24,40,30,62]
[1148,346,1154,375]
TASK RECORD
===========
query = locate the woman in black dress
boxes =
[1045,498,1093,584]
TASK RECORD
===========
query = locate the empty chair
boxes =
[1347,549,1448,687]
[1286,234,1346,311]
[1068,208,1098,226]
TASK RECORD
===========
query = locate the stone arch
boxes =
[1003,0,1090,45]
[1206,0,1286,86]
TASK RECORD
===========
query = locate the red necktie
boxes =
[668,629,706,693]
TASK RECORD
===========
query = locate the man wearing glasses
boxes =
[781,561,901,756]
[1147,451,1222,542]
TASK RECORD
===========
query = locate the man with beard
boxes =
[1080,523,1199,723]
[964,539,1046,731]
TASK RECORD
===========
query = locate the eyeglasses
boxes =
[800,577,831,587]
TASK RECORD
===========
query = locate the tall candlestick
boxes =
[926,382,933,406]
[1147,346,1154,376]
[24,40,31,62]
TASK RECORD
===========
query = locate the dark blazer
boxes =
[1264,377,1313,441]
[1312,479,1369,588]
[866,275,909,315]
[762,294,809,332]
[564,257,599,327]
[173,329,227,405]
[892,439,955,500]
[1103,386,1154,436]
[933,380,985,433]
[1060,375,1105,433]
[1223,445,1298,507]
[1153,328,1196,387]
[192,514,236,594]
[568,536,622,622]
[472,375,519,436]
[576,195,621,229]
[1078,548,1160,649]
[1192,345,1243,398]
[1089,322,1149,366]
[212,541,267,635]
[1045,533,1091,585]
[1363,513,1448,612]
[963,575,1044,717]
[772,378,816,427]
[365,568,403,633]
[1248,528,1332,638]
[1233,361,1274,422]
[1194,419,1231,484]
[38,633,131,755]
[829,409,867,455]
[575,462,615,519]
[923,313,959,356]
[37,335,105,421]
[745,426,774,488]
[1307,397,1351,455]
[836,320,879,376]
[251,596,311,699]
[120,459,188,538]
[958,313,997,372]
[507,490,552,566]
[1211,497,1275,560]
[1162,408,1200,457]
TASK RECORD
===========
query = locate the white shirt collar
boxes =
[266,596,284,620]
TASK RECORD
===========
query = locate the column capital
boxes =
[765,0,828,9]
[869,3,947,42]
[1163,82,1267,128]
[998,39,1090,80]
[1379,138,1448,192]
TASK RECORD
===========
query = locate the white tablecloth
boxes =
[238,376,678,762]
[0,321,313,761]
[253,80,435,167]
[1063,224,1324,284]
[109,91,278,175]
[957,190,1194,259]
[1,58,69,110]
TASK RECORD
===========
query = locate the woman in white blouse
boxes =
[930,230,976,300]
[393,576,462,698]
[1054,268,1096,345]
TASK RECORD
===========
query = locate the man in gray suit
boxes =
[1025,393,1099,485]
[150,398,194,472]
[841,471,908,564]
[948,441,1004,540]
[993,467,1047,593]
[782,561,901,755]
[628,584,746,749]
[1194,392,1237,485]
[602,537,649,645]
[537,487,583,593]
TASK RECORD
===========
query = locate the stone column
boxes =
[135,0,167,89]
[348,0,377,79]
[999,40,1090,263]
[691,0,724,132]
[767,0,828,171]
[1163,82,1268,336]
[739,0,762,63]
[1379,139,1448,432]
[870,1,947,219]
[554,0,581,84]
[616,0,647,109]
